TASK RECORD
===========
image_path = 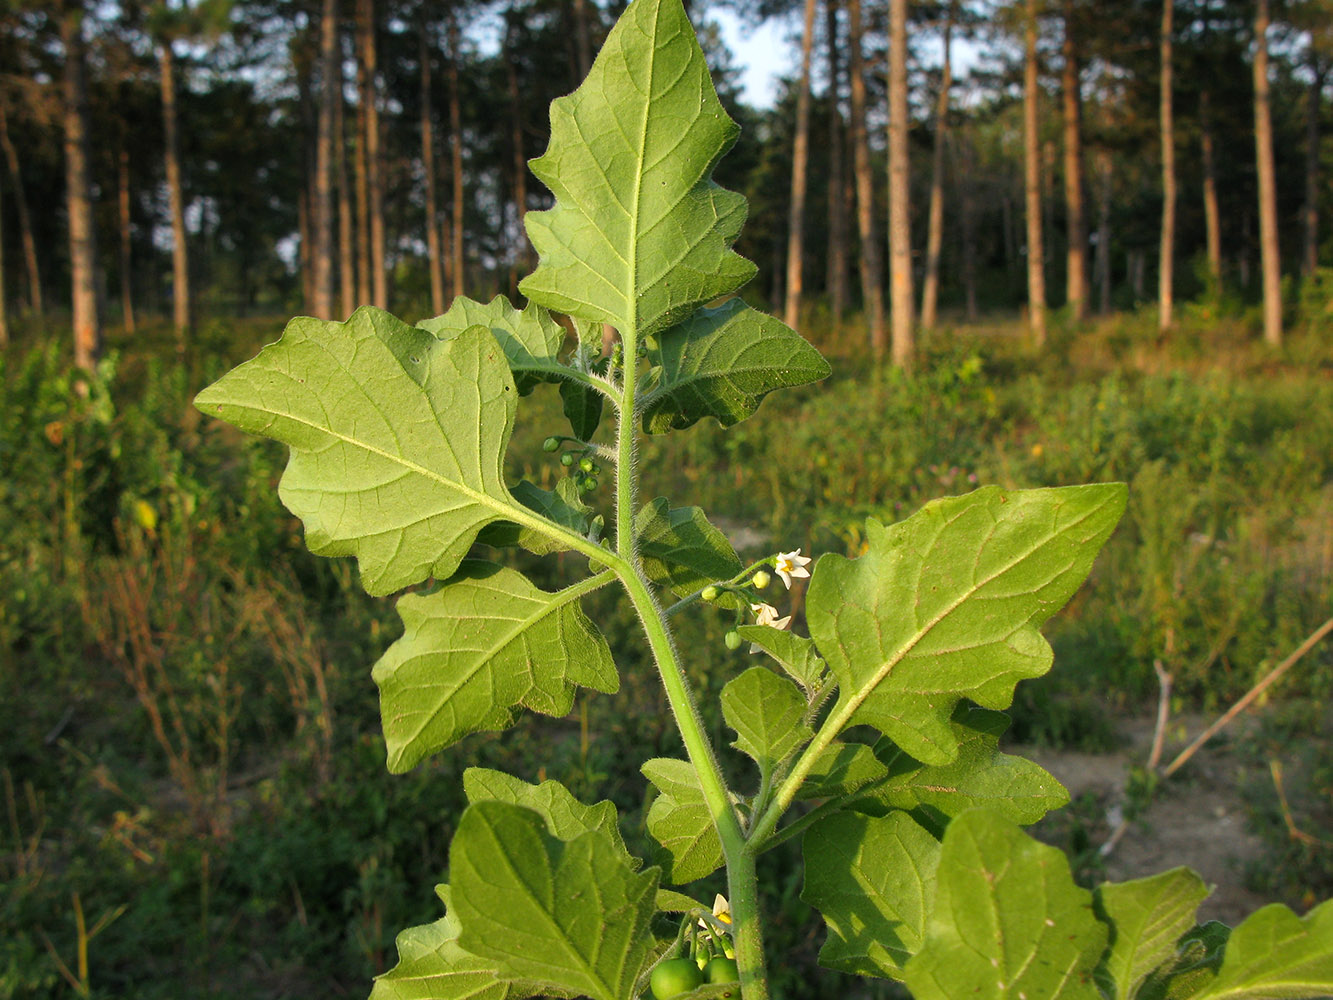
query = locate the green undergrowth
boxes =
[2,312,1330,997]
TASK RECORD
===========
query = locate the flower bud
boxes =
[561,452,576,467]
[542,436,561,452]
[752,570,771,590]
[723,630,742,651]
[701,584,720,602]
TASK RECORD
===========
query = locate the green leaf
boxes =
[518,0,756,338]
[1093,868,1212,1000]
[462,768,637,868]
[797,742,888,801]
[720,667,812,776]
[373,561,618,772]
[372,885,569,1000]
[806,485,1128,765]
[801,810,940,981]
[737,626,827,691]
[1138,923,1231,1000]
[655,889,704,914]
[636,498,743,606]
[451,802,658,1000]
[903,809,1108,1000]
[642,758,724,884]
[640,298,831,434]
[1194,900,1333,1000]
[194,308,555,597]
[864,707,1068,825]
[477,478,593,556]
[560,377,604,440]
[417,294,567,394]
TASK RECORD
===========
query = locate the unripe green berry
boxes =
[701,584,720,602]
[724,630,742,651]
[542,436,561,452]
[560,452,576,467]
[752,570,772,589]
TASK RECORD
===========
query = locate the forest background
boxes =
[1,0,1332,996]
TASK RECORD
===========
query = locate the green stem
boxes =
[611,333,768,998]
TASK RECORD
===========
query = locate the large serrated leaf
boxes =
[517,0,755,337]
[194,308,547,597]
[797,742,889,801]
[374,561,618,772]
[636,498,743,606]
[802,810,941,981]
[1194,900,1333,1000]
[451,802,658,1000]
[863,707,1068,825]
[1093,868,1212,1000]
[417,294,568,394]
[640,298,831,433]
[477,478,593,556]
[642,758,724,884]
[462,768,638,869]
[806,485,1127,765]
[903,809,1108,1000]
[721,667,812,777]
[372,885,568,1000]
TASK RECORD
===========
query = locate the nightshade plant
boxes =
[195,1,1333,997]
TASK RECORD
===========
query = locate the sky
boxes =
[710,7,794,109]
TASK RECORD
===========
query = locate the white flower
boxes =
[773,548,812,589]
[750,602,791,631]
[700,893,732,929]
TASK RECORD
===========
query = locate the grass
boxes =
[2,303,1331,997]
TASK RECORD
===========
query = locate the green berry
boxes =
[701,584,720,602]
[752,570,772,589]
[724,630,742,651]
[542,436,561,452]
[560,452,576,467]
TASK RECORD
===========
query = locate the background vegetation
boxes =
[2,0,1332,995]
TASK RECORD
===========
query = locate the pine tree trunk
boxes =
[160,41,192,342]
[357,0,386,308]
[1095,146,1112,313]
[848,0,885,355]
[1302,59,1326,278]
[447,11,465,300]
[117,137,135,333]
[61,0,100,371]
[0,107,42,319]
[825,0,849,322]
[921,2,954,331]
[1200,88,1222,292]
[888,0,913,368]
[1158,0,1175,335]
[334,18,355,320]
[1023,0,1047,346]
[784,0,818,329]
[1254,0,1281,346]
[1061,0,1086,320]
[421,30,445,315]
[354,14,372,306]
[505,15,530,279]
[959,129,978,321]
[311,0,338,319]
[572,0,592,77]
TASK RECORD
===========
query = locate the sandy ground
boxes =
[1015,714,1277,926]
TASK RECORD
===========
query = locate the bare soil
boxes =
[1013,713,1276,926]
